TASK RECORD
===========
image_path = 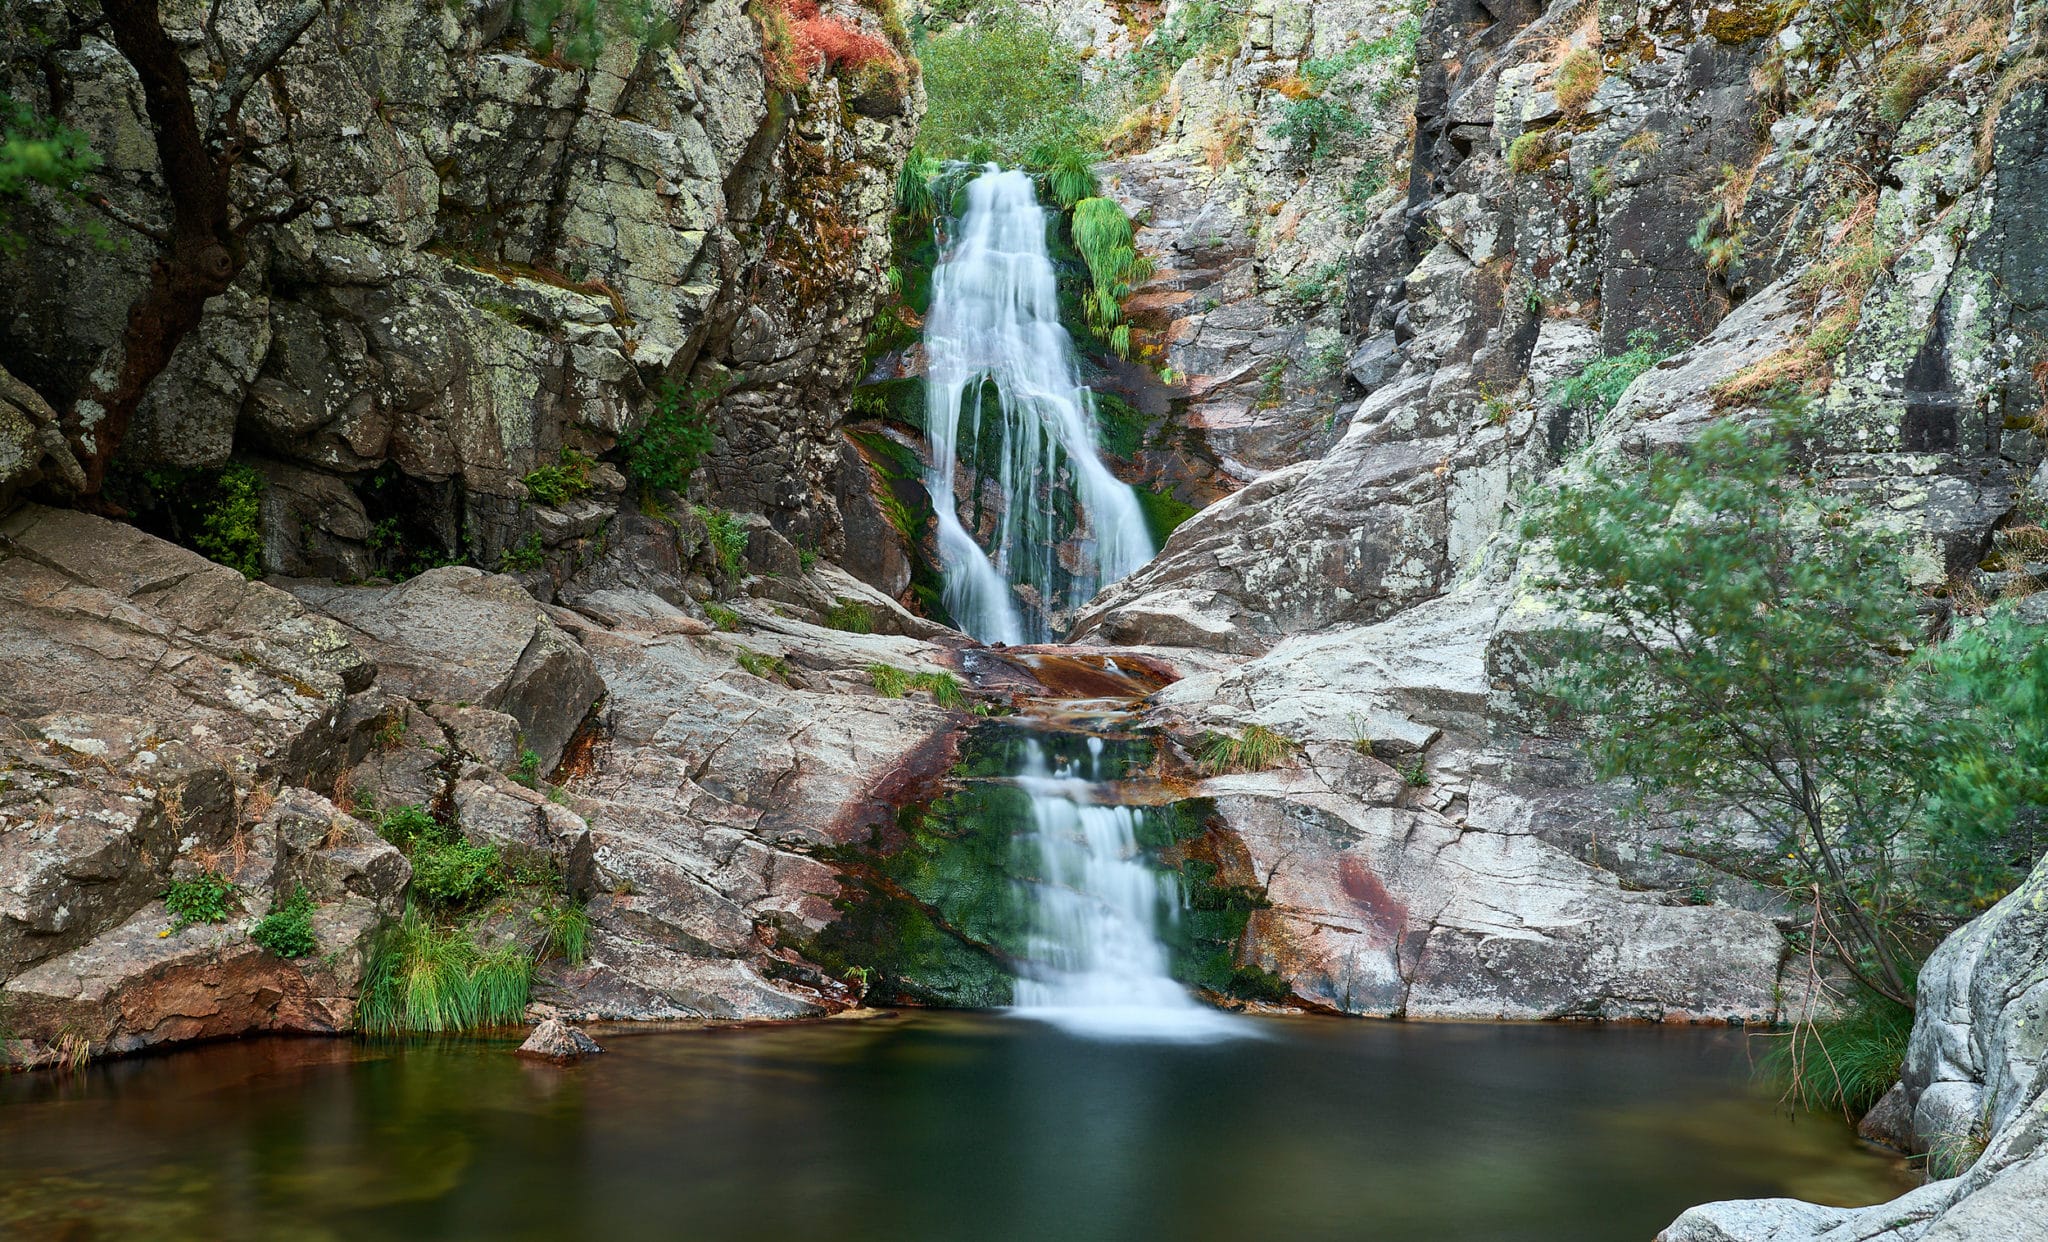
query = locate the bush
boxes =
[695,505,748,577]
[624,380,721,495]
[1270,95,1365,160]
[164,872,235,929]
[410,838,505,908]
[1549,330,1670,422]
[378,804,445,850]
[522,448,596,506]
[251,887,317,959]
[912,5,1095,165]
[195,463,265,579]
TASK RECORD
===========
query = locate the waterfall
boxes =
[1011,736,1244,1041]
[923,167,1156,645]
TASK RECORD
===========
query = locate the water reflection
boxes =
[0,1015,1909,1242]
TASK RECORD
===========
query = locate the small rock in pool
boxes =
[516,1019,604,1063]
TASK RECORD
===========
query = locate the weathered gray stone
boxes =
[516,1016,602,1062]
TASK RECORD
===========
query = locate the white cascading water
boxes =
[923,167,1155,645]
[1011,736,1243,1041]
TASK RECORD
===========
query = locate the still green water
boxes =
[0,1014,1906,1241]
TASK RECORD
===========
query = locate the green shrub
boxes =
[1071,197,1152,353]
[250,887,318,959]
[1196,724,1297,775]
[705,602,743,632]
[1033,138,1100,208]
[0,95,102,251]
[624,379,721,495]
[163,871,235,929]
[378,804,446,850]
[355,907,533,1034]
[195,463,265,579]
[497,532,546,573]
[695,505,749,577]
[825,599,876,633]
[1550,330,1671,422]
[1270,96,1365,160]
[410,838,505,908]
[512,747,543,789]
[735,648,792,683]
[522,448,596,506]
[913,5,1095,166]
[1759,991,1913,1116]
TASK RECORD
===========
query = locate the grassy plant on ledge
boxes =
[356,907,532,1035]
[1197,725,1298,775]
[163,872,235,930]
[704,602,742,632]
[1550,330,1670,424]
[737,648,794,685]
[521,448,596,507]
[825,598,876,634]
[250,887,317,959]
[532,899,591,967]
[695,505,748,577]
[1758,990,1913,1117]
[868,664,968,710]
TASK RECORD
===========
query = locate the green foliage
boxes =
[411,839,506,908]
[895,150,942,222]
[1507,130,1555,175]
[1071,197,1152,352]
[624,380,721,495]
[194,463,266,579]
[1137,0,1247,74]
[695,505,748,577]
[531,899,591,966]
[497,532,546,573]
[1758,990,1913,1116]
[912,5,1094,166]
[513,748,543,789]
[516,0,678,66]
[1526,405,1933,1004]
[735,647,792,683]
[1271,96,1365,161]
[1554,48,1602,114]
[1090,390,1149,460]
[163,872,235,929]
[378,804,444,850]
[250,887,317,959]
[0,93,101,252]
[704,602,743,632]
[356,907,532,1035]
[1550,330,1671,423]
[522,448,596,506]
[1301,17,1421,92]
[1196,724,1297,775]
[868,664,968,709]
[1033,138,1101,209]
[825,598,876,633]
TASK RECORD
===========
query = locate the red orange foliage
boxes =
[761,0,899,89]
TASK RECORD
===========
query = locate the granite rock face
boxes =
[1661,853,2048,1241]
[0,0,917,573]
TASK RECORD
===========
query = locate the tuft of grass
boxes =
[1551,329,1671,422]
[497,532,545,573]
[824,599,875,634]
[1758,992,1914,1117]
[1197,724,1298,775]
[521,448,596,507]
[704,602,742,631]
[1553,48,1602,114]
[250,886,317,958]
[1507,130,1555,175]
[867,664,967,709]
[532,899,591,966]
[356,907,531,1035]
[736,648,794,684]
[163,871,235,929]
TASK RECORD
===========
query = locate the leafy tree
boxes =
[912,5,1093,165]
[1526,407,1934,1005]
[0,95,101,250]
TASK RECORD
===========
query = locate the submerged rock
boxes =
[516,1018,603,1064]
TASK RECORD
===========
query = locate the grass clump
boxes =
[356,907,532,1035]
[1553,48,1602,115]
[704,602,743,631]
[411,839,505,908]
[250,887,317,959]
[868,664,968,709]
[497,532,545,573]
[1758,991,1913,1117]
[1196,724,1298,775]
[1071,196,1152,358]
[1550,329,1670,423]
[522,448,596,506]
[164,871,236,929]
[623,379,721,495]
[512,747,543,789]
[735,648,792,683]
[532,899,591,966]
[825,598,876,634]
[1270,95,1365,161]
[695,505,748,577]
[1506,130,1557,175]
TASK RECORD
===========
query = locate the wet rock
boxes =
[516,1017,603,1063]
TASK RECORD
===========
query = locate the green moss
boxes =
[1135,485,1198,547]
[1703,2,1789,45]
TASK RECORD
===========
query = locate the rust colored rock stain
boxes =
[1338,855,1409,943]
[826,727,967,848]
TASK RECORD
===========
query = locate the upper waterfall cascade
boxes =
[922,167,1156,645]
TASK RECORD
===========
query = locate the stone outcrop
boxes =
[0,0,917,574]
[1661,853,2048,1241]
[517,1016,603,1063]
